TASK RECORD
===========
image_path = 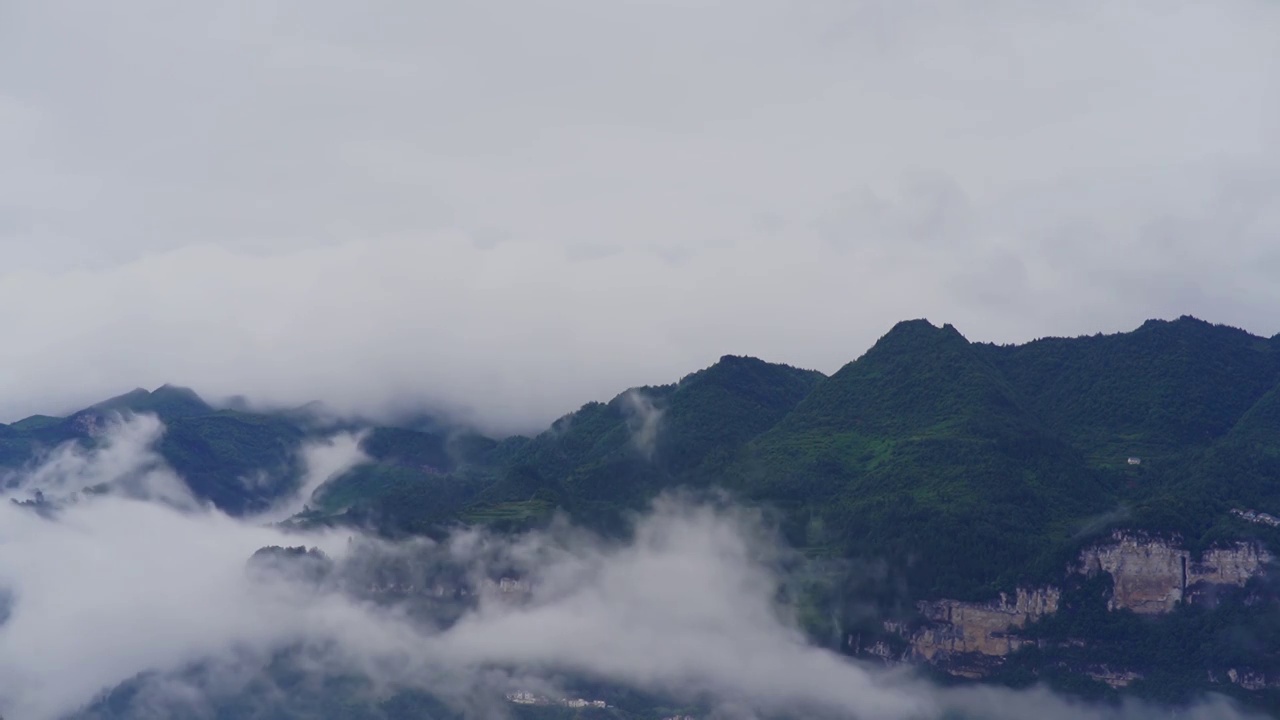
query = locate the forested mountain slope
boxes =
[975,316,1280,462]
[728,319,1110,598]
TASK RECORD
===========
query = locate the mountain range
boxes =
[9,314,1280,715]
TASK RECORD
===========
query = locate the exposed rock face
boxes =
[905,587,1060,662]
[1085,666,1144,688]
[1193,545,1272,587]
[1077,531,1272,614]
[864,640,896,662]
[1208,668,1280,691]
[878,529,1273,681]
[1076,532,1187,613]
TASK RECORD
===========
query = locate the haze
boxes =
[2,1,1277,431]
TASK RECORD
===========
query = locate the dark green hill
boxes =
[157,411,307,514]
[977,316,1280,465]
[85,384,214,420]
[308,426,505,535]
[734,320,1108,598]
[0,387,303,514]
[1128,370,1280,546]
[765,320,1031,438]
[657,354,826,477]
[1224,374,1280,455]
[7,414,65,431]
[328,356,824,536]
[478,355,822,517]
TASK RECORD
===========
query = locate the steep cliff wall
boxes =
[1076,531,1271,613]
[903,587,1059,663]
[1193,544,1272,587]
[879,530,1273,680]
[1076,532,1187,613]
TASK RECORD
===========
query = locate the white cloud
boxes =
[3,413,198,509]
[621,389,665,460]
[259,430,370,522]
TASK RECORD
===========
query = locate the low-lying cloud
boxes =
[0,417,1267,720]
[260,430,370,522]
[1,413,198,510]
[622,389,665,461]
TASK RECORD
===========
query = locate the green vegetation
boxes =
[319,355,824,538]
[728,320,1110,599]
[977,317,1280,461]
[158,411,306,513]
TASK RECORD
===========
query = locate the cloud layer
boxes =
[1,1,1279,430]
[0,416,1268,720]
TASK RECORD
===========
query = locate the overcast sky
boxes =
[2,0,1278,431]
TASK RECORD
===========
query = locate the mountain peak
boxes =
[1136,315,1252,337]
[1138,315,1202,330]
[715,353,762,366]
[888,317,940,332]
[776,317,1034,444]
[80,384,212,420]
[150,383,207,403]
[89,388,151,410]
[704,354,771,376]
[884,318,966,337]
[864,318,969,360]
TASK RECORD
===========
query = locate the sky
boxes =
[2,0,1279,432]
[0,416,1267,720]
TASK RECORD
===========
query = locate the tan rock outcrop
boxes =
[1077,531,1271,614]
[1193,544,1271,587]
[1076,532,1187,613]
[885,529,1272,680]
[908,587,1059,660]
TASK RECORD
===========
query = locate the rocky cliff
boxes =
[910,587,1059,660]
[890,587,1058,678]
[877,530,1273,679]
[1076,531,1271,614]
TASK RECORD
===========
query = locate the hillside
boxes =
[324,355,825,536]
[0,386,306,514]
[976,316,1280,464]
[730,320,1110,598]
